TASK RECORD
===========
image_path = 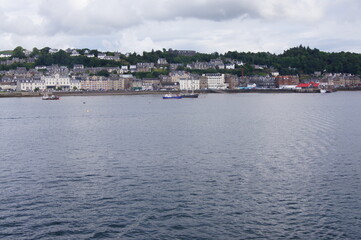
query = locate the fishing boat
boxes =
[181,92,199,98]
[162,93,182,99]
[42,94,60,100]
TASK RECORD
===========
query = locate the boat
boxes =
[319,89,326,93]
[181,93,199,98]
[42,94,60,100]
[162,93,182,99]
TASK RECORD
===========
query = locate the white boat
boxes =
[163,93,182,99]
[42,94,60,100]
[320,89,326,93]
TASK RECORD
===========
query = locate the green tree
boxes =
[12,46,26,58]
[40,47,51,55]
[30,48,40,57]
[95,70,110,77]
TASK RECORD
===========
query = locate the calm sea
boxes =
[0,92,360,239]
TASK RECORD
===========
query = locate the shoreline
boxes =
[0,88,360,98]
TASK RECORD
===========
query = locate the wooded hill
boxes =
[1,45,361,76]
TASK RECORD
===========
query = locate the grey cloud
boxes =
[141,0,256,21]
[37,0,260,36]
[1,0,332,37]
[1,0,361,54]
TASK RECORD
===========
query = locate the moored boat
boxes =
[42,94,60,100]
[162,93,182,99]
[181,93,199,98]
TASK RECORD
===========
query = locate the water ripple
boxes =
[0,93,361,239]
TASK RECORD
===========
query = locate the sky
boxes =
[0,0,361,54]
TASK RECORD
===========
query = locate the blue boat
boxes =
[163,93,183,99]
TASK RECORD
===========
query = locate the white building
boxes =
[247,83,257,88]
[129,65,137,72]
[179,78,200,91]
[16,79,45,91]
[35,66,47,70]
[70,79,81,90]
[225,64,235,70]
[0,82,17,91]
[157,58,168,65]
[70,50,80,57]
[203,73,227,89]
[279,85,297,89]
[73,64,84,70]
[0,53,12,58]
[42,74,71,90]
[97,53,106,59]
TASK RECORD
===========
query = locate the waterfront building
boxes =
[179,78,200,91]
[0,82,17,91]
[248,76,276,89]
[42,74,71,90]
[224,74,239,89]
[80,76,112,91]
[276,75,299,89]
[295,82,320,89]
[203,73,227,89]
[199,75,208,90]
[131,79,142,91]
[70,79,81,90]
[109,75,133,90]
[16,78,45,91]
[141,78,161,91]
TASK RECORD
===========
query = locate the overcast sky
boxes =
[0,0,360,54]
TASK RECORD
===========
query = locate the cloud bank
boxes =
[0,0,360,53]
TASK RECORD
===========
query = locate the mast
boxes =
[191,77,194,94]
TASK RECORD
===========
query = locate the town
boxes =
[1,46,361,94]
